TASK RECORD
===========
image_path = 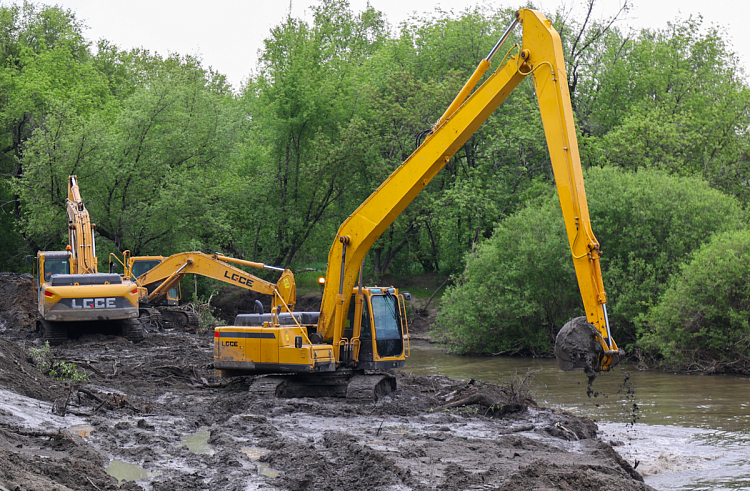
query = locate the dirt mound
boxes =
[0,338,55,401]
[0,273,39,334]
[0,316,652,491]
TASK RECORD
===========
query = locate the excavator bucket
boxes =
[554,317,620,380]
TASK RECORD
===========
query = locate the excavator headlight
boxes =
[318,277,325,285]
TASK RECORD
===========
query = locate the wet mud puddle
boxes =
[181,427,215,455]
[106,460,161,482]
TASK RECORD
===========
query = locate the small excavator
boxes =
[32,176,144,344]
[214,9,622,400]
[111,251,296,331]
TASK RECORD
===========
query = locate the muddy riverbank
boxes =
[0,273,651,490]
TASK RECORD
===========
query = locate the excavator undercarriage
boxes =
[248,370,397,402]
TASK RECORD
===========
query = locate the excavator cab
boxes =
[128,257,180,305]
[342,287,410,368]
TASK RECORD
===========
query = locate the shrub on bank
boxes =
[638,229,750,373]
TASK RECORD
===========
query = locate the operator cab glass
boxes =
[43,258,70,282]
[370,293,404,358]
[345,290,404,361]
[131,260,161,278]
[132,259,179,301]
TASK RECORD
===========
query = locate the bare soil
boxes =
[0,273,653,490]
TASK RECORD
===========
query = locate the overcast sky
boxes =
[44,0,750,89]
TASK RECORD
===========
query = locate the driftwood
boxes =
[441,393,524,416]
[77,387,139,413]
[497,424,535,434]
[0,424,76,441]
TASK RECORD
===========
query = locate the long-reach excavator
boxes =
[32,176,144,344]
[111,251,296,330]
[214,9,622,400]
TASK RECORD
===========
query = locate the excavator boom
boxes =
[128,251,296,328]
[317,9,619,372]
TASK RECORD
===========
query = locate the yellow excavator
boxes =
[32,176,143,344]
[214,9,622,399]
[110,251,296,331]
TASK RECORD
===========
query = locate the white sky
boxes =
[43,0,750,89]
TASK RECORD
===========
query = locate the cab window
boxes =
[43,259,70,281]
[131,260,161,278]
[370,294,404,358]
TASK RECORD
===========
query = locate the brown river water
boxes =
[401,340,750,491]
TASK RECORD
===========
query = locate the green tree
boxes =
[16,51,240,257]
[0,2,107,268]
[575,15,750,197]
[240,0,388,267]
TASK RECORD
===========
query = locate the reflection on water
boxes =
[401,340,750,491]
[402,340,750,431]
[181,429,215,455]
[105,460,160,481]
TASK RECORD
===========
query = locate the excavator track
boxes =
[249,371,396,402]
[160,308,201,331]
[37,319,68,346]
[138,307,163,331]
[120,318,145,343]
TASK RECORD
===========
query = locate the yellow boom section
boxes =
[134,251,296,312]
[317,9,618,370]
[66,175,97,274]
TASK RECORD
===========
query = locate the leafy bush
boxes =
[638,230,750,373]
[585,167,746,346]
[436,167,746,355]
[28,342,89,382]
[434,195,576,355]
[193,293,227,332]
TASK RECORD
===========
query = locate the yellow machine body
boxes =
[215,286,409,375]
[34,176,139,325]
[216,8,619,376]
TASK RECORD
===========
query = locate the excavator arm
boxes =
[134,252,296,312]
[66,175,97,274]
[317,9,620,372]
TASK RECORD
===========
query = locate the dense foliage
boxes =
[2,1,750,371]
[435,168,747,355]
[638,230,750,373]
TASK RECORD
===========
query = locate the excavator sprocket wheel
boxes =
[554,316,603,380]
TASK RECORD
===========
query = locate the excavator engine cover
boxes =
[554,317,604,379]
